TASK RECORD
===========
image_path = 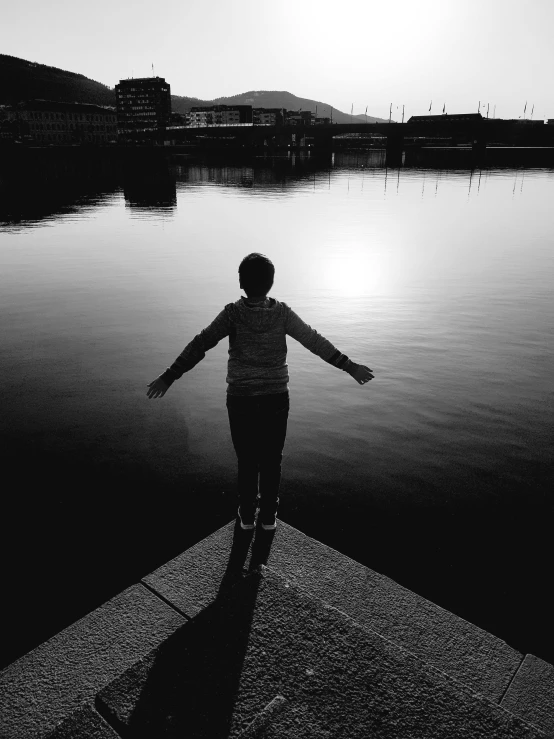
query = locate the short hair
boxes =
[238,253,275,296]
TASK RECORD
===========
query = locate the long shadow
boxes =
[100,520,276,738]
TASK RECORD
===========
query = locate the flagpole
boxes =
[389,103,392,123]
[402,104,405,123]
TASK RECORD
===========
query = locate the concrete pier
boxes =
[1,520,553,738]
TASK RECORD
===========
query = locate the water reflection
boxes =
[174,153,334,190]
[2,149,547,231]
[0,148,120,229]
[123,167,177,211]
[1,153,553,672]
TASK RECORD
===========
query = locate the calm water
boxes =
[1,151,553,668]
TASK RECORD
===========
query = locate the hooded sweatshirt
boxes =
[160,297,353,396]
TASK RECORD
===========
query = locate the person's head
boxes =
[238,253,275,297]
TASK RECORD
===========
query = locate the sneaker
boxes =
[237,507,255,530]
[260,513,277,531]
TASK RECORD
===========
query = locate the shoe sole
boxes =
[238,509,255,530]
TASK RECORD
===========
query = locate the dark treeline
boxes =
[0,54,115,107]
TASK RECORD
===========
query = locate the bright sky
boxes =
[2,0,552,120]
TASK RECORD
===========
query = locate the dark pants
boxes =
[226,392,289,518]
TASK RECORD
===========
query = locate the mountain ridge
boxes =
[0,54,388,123]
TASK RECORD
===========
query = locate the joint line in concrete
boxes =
[140,579,191,620]
[498,653,526,705]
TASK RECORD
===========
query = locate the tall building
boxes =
[115,77,171,131]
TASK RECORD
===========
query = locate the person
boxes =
[147,253,374,532]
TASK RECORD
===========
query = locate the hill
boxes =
[0,55,388,122]
[191,90,387,123]
[0,54,115,107]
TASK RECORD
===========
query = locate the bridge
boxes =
[120,118,554,164]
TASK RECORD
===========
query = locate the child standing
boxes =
[147,253,374,531]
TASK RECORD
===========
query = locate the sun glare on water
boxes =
[319,251,390,297]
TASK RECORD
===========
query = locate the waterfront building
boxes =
[2,100,117,144]
[510,119,545,126]
[253,108,285,125]
[285,110,313,125]
[315,117,331,125]
[170,111,188,126]
[407,113,483,124]
[115,77,171,131]
[189,105,253,126]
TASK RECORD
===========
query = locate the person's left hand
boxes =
[146,377,169,399]
[349,363,375,385]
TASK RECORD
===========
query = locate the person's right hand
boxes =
[349,363,374,385]
[146,377,169,399]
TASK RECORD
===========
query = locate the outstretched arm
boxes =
[286,308,375,386]
[147,308,231,399]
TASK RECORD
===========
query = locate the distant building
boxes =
[285,110,313,125]
[510,119,544,126]
[315,117,331,125]
[253,108,285,125]
[170,111,188,126]
[2,100,117,144]
[0,118,19,142]
[189,105,252,126]
[407,113,483,124]
[115,77,171,131]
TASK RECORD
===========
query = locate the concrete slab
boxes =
[501,655,554,735]
[0,583,186,739]
[98,567,547,738]
[143,519,523,702]
[44,703,120,739]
